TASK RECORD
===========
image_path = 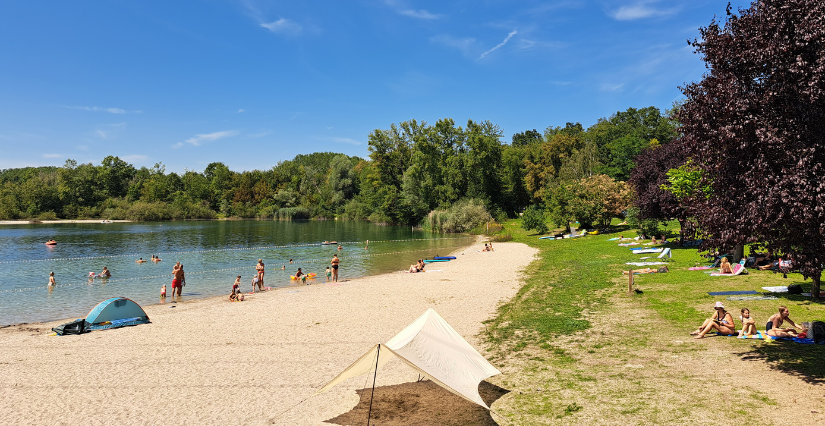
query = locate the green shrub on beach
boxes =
[423,198,493,233]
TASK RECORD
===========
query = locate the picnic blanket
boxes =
[689,266,712,270]
[761,286,788,293]
[738,331,764,339]
[764,335,819,344]
[707,290,758,296]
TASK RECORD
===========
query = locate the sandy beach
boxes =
[0,241,537,425]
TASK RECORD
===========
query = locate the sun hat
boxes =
[714,301,724,308]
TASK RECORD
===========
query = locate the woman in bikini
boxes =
[692,301,736,339]
[766,306,804,338]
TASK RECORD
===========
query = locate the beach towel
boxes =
[709,264,747,276]
[738,331,764,339]
[707,290,758,296]
[764,335,819,344]
[801,291,825,297]
[689,266,712,270]
[618,242,639,246]
[633,248,664,254]
[726,295,777,301]
[657,248,672,259]
[761,286,789,293]
[626,262,668,266]
[606,237,620,241]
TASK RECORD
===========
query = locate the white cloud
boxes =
[399,9,442,19]
[609,1,677,21]
[68,106,129,114]
[430,34,477,56]
[238,109,245,113]
[479,29,518,60]
[172,142,184,149]
[261,18,303,34]
[331,137,362,145]
[185,130,239,146]
[600,83,625,92]
[43,153,63,158]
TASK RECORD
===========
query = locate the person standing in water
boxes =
[172,263,185,297]
[48,272,56,288]
[331,254,340,282]
[256,259,265,287]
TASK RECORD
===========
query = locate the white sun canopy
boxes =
[316,308,501,409]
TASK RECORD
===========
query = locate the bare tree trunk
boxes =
[733,244,745,264]
[812,273,821,301]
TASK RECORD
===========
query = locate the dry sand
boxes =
[0,242,538,426]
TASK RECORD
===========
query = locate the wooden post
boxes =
[628,270,634,294]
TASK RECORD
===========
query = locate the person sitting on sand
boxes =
[136,257,147,264]
[409,264,419,273]
[100,266,111,278]
[719,257,733,274]
[738,308,756,337]
[229,289,238,302]
[48,272,56,287]
[417,259,425,272]
[691,301,736,339]
[237,293,244,301]
[766,306,805,338]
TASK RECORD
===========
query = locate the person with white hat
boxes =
[691,301,736,339]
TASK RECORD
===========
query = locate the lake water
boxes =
[0,220,475,325]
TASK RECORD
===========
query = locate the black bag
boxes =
[745,257,756,268]
[812,321,825,345]
[787,284,803,294]
[52,319,86,336]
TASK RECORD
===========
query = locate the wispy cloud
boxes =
[43,153,63,159]
[331,137,362,145]
[609,1,678,21]
[430,34,477,56]
[237,109,245,113]
[184,130,239,146]
[261,18,303,34]
[68,106,129,114]
[399,9,442,20]
[479,29,518,60]
[600,83,625,92]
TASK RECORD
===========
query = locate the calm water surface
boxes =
[0,220,474,325]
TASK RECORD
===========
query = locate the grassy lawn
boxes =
[485,219,825,424]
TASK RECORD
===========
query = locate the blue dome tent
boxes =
[84,297,150,331]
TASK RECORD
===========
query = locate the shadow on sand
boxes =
[324,380,509,426]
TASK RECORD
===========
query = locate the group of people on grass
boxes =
[691,302,806,339]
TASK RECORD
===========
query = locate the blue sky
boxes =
[0,0,751,173]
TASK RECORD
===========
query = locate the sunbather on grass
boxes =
[766,306,804,338]
[692,301,736,339]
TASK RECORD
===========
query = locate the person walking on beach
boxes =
[256,259,265,287]
[331,254,340,282]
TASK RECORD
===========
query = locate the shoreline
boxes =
[0,219,133,225]
[0,236,484,328]
[0,241,538,425]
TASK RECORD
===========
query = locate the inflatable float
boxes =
[423,259,450,263]
[45,240,57,245]
[433,256,456,260]
[291,273,317,280]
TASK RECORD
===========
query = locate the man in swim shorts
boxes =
[172,263,185,297]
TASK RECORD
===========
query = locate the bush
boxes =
[37,211,58,220]
[521,205,549,234]
[423,198,494,233]
[276,207,311,220]
[626,206,665,238]
[491,233,513,242]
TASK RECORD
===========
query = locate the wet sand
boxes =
[0,242,537,425]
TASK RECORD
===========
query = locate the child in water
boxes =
[160,284,167,301]
[326,266,331,282]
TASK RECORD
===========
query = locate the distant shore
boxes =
[0,219,132,225]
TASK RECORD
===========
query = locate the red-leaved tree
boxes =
[680,0,825,299]
[628,139,690,243]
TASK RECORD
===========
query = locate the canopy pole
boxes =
[367,344,380,426]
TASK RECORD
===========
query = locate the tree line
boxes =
[0,108,676,232]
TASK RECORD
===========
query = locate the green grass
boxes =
[486,218,825,383]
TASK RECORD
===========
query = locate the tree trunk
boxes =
[678,219,685,247]
[733,244,745,264]
[812,273,821,301]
